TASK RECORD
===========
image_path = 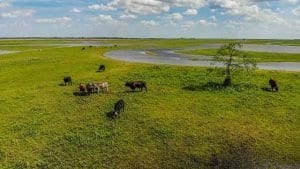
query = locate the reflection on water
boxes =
[189,44,300,54]
[0,42,113,47]
[105,49,300,72]
[0,41,114,56]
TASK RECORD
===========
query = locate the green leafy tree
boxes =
[214,42,257,86]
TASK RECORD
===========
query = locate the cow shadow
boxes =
[123,90,146,93]
[59,83,66,86]
[183,82,257,92]
[261,87,277,92]
[73,92,90,96]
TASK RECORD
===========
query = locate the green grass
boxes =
[0,39,299,168]
[179,48,300,62]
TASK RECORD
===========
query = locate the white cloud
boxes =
[210,15,217,22]
[293,6,300,15]
[90,14,115,23]
[1,9,35,18]
[199,19,217,26]
[104,0,170,15]
[171,0,206,8]
[209,0,285,24]
[164,13,184,25]
[141,20,158,26]
[120,14,137,20]
[88,4,116,11]
[0,1,10,8]
[182,21,196,29]
[184,9,198,15]
[35,17,72,24]
[70,8,81,13]
[282,0,299,4]
[1,0,299,38]
[168,13,183,21]
[99,0,206,15]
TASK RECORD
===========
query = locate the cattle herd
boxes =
[63,62,279,120]
[79,82,109,94]
[62,64,149,119]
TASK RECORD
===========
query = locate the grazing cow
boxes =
[125,81,147,92]
[269,79,279,92]
[86,83,95,94]
[93,82,109,94]
[63,76,72,86]
[114,99,125,114]
[79,83,86,92]
[106,111,119,119]
[98,65,106,72]
[82,47,85,50]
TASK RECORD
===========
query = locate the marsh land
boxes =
[0,39,299,168]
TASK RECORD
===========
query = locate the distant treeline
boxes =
[0,37,299,40]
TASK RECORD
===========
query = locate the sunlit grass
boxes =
[0,40,299,168]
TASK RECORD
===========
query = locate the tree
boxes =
[214,42,256,86]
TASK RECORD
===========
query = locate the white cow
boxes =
[93,82,109,94]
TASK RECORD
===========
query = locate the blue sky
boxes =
[0,0,299,38]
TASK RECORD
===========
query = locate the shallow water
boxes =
[105,49,300,72]
[0,41,113,47]
[0,50,15,55]
[0,41,113,56]
[190,44,300,54]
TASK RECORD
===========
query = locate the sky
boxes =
[0,0,299,38]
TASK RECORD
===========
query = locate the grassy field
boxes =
[179,48,300,62]
[0,39,299,168]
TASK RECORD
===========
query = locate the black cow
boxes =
[82,47,85,50]
[114,99,125,114]
[269,79,279,92]
[106,111,119,119]
[125,81,147,92]
[63,76,72,86]
[98,64,106,72]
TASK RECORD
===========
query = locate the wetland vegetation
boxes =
[0,39,299,168]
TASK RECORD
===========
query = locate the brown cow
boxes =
[79,83,86,92]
